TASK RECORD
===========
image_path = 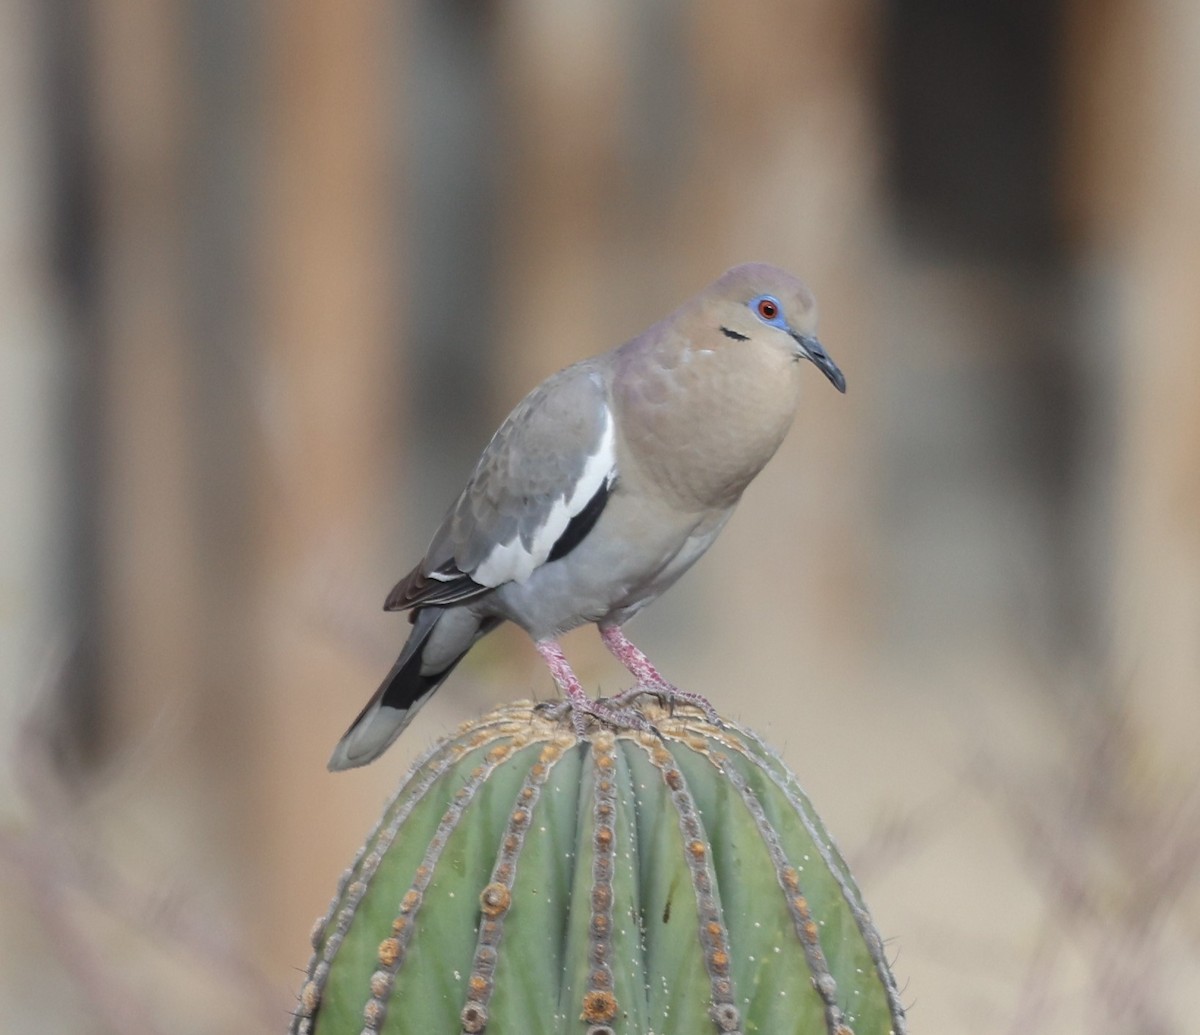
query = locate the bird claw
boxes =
[537,695,663,739]
[609,683,726,728]
[597,698,666,738]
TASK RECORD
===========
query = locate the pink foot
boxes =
[534,640,658,737]
[599,625,724,725]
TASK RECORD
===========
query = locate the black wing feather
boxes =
[546,477,612,563]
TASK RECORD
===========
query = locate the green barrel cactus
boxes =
[292,700,907,1035]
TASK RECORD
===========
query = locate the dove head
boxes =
[703,263,846,393]
[611,263,845,511]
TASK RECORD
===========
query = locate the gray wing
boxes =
[385,359,616,612]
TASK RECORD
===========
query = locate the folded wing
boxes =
[385,360,617,613]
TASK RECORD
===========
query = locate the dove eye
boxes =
[749,294,784,326]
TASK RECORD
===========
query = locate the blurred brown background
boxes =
[2,2,1198,1033]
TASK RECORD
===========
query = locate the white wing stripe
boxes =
[472,407,616,587]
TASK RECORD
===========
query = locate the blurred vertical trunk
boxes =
[252,0,402,978]
[0,3,62,781]
[87,0,210,786]
[77,0,409,993]
[1066,0,1200,769]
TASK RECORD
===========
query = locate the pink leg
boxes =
[534,639,657,737]
[599,625,723,724]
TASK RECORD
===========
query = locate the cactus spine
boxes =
[293,701,907,1035]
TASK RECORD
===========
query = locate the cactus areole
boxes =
[292,701,907,1035]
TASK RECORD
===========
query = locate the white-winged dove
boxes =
[329,263,846,770]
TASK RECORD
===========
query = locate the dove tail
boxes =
[328,608,499,771]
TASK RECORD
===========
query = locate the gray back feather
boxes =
[427,359,611,575]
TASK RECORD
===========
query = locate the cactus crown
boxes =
[293,701,907,1035]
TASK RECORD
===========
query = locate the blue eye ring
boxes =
[749,294,786,327]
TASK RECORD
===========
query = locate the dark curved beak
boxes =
[792,333,846,393]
